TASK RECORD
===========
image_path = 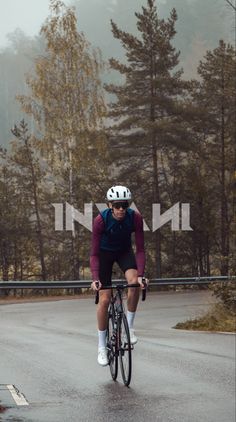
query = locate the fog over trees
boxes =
[0,0,235,283]
[0,0,233,148]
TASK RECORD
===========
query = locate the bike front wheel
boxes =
[107,307,118,381]
[118,313,132,386]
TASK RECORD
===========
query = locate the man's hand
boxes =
[91,280,102,291]
[137,276,149,289]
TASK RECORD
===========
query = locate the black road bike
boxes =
[95,280,147,387]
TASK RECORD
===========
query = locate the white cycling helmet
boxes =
[106,185,132,201]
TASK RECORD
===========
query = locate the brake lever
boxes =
[141,277,147,301]
[95,282,99,304]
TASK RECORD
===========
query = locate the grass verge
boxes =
[174,303,236,332]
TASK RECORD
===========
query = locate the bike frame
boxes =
[95,281,147,386]
[109,287,129,353]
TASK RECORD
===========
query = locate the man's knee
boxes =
[128,277,138,285]
[125,269,138,284]
[99,292,111,308]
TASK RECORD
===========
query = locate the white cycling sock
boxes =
[98,329,107,349]
[127,311,136,329]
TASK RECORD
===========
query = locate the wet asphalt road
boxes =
[0,291,235,422]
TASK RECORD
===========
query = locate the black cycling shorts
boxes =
[99,248,137,286]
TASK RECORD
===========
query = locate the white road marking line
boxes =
[6,385,29,406]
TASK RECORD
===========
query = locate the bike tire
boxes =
[119,313,132,386]
[107,306,118,381]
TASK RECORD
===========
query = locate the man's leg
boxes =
[125,268,139,344]
[97,289,111,331]
[125,268,139,311]
[97,289,111,366]
[96,250,114,366]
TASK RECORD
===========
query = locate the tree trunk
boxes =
[206,234,211,276]
[220,61,229,275]
[152,140,162,277]
[2,240,9,281]
[26,139,47,281]
[171,231,176,275]
[70,235,80,280]
[149,40,162,277]
[36,222,47,281]
[20,250,23,281]
[13,239,18,280]
[191,231,198,276]
[68,139,80,282]
[197,195,205,276]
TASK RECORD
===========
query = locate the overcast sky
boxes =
[0,0,171,48]
[0,0,233,51]
[0,0,71,47]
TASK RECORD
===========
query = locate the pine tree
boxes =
[105,0,189,276]
[195,40,236,274]
[11,120,48,280]
[0,146,34,284]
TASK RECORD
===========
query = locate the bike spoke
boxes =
[107,308,118,381]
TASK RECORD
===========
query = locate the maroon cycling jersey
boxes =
[90,209,145,281]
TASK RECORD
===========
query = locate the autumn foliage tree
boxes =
[16,0,107,279]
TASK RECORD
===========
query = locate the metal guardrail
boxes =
[0,276,235,289]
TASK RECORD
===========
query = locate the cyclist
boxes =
[90,185,146,366]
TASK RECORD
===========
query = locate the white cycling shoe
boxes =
[97,347,109,366]
[129,328,138,345]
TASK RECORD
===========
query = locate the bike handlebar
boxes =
[95,279,147,304]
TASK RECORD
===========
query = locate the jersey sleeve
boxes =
[133,211,145,276]
[90,214,105,281]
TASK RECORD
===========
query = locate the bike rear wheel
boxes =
[107,306,118,381]
[119,313,132,386]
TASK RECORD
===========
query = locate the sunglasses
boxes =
[112,201,129,210]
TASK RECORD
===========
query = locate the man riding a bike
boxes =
[90,185,146,366]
